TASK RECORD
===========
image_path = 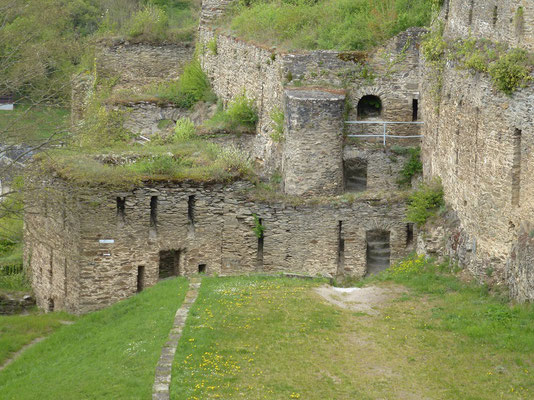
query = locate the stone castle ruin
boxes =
[24,0,534,313]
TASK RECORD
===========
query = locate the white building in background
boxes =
[0,94,14,111]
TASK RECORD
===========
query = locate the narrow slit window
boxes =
[493,6,498,26]
[337,221,345,275]
[468,0,474,25]
[150,196,158,228]
[257,217,264,269]
[412,99,418,121]
[188,195,196,226]
[117,197,126,220]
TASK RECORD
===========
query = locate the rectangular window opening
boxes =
[198,264,207,274]
[117,197,126,221]
[150,196,158,228]
[137,266,145,293]
[412,99,419,121]
[512,129,522,206]
[493,6,498,25]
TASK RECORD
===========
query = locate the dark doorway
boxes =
[344,158,367,192]
[159,250,181,279]
[198,264,207,274]
[366,230,391,276]
[357,95,382,119]
[137,266,145,292]
[406,223,414,247]
[48,298,55,312]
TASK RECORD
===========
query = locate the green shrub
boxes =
[226,92,259,128]
[204,92,258,133]
[132,155,179,176]
[127,4,169,42]
[270,107,285,142]
[174,118,196,141]
[406,179,444,227]
[398,147,423,187]
[79,106,131,148]
[488,49,532,95]
[252,214,265,238]
[157,59,216,108]
[207,37,218,55]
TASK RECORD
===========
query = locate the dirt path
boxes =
[0,337,45,372]
[315,285,406,315]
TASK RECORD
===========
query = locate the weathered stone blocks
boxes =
[283,89,346,196]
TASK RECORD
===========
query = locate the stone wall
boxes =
[283,89,346,196]
[71,72,95,125]
[0,293,35,315]
[444,0,534,51]
[199,26,424,189]
[199,28,285,174]
[24,179,83,312]
[95,39,194,88]
[25,179,412,314]
[421,2,534,299]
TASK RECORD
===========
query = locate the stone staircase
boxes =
[366,232,391,275]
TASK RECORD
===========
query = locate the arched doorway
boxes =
[357,95,382,120]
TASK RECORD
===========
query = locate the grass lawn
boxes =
[0,105,69,145]
[0,311,76,365]
[0,277,188,400]
[171,264,534,399]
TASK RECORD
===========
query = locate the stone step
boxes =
[367,241,390,249]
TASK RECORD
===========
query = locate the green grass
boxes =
[0,312,77,365]
[169,269,534,399]
[222,0,437,51]
[0,277,188,399]
[37,139,254,188]
[0,195,27,293]
[0,106,70,145]
[203,92,259,134]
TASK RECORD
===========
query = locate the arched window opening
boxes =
[357,95,382,120]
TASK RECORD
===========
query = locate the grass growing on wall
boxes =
[0,278,188,399]
[38,139,254,188]
[222,0,437,51]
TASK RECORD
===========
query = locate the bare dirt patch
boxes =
[314,284,407,315]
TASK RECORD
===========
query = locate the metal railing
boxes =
[345,121,424,146]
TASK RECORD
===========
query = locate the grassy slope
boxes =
[0,312,76,365]
[224,0,435,51]
[0,278,188,400]
[171,272,534,399]
[0,106,69,145]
